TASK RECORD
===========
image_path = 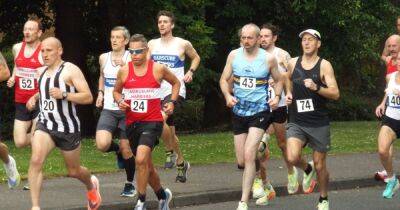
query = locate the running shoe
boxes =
[120,182,136,197]
[374,170,388,182]
[255,182,275,206]
[176,161,190,183]
[116,152,125,169]
[317,200,329,210]
[236,201,248,210]
[287,167,299,194]
[3,155,21,189]
[382,177,400,199]
[252,177,265,199]
[87,175,101,210]
[164,151,176,169]
[302,161,317,194]
[134,200,147,210]
[158,188,172,210]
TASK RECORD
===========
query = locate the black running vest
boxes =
[288,56,329,127]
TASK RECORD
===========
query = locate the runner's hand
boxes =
[225,94,238,108]
[118,100,130,111]
[268,96,279,110]
[7,76,15,88]
[26,96,37,111]
[184,71,193,83]
[375,103,386,118]
[268,78,275,87]
[304,78,317,91]
[96,94,103,108]
[163,102,175,115]
[286,92,293,105]
[49,88,63,99]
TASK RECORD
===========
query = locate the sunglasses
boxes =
[128,48,146,55]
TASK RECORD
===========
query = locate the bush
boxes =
[174,98,204,132]
[327,91,376,121]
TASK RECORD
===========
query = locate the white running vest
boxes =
[150,38,186,99]
[268,47,291,108]
[385,72,400,120]
[38,62,80,133]
[103,51,131,110]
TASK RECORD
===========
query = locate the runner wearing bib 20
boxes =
[7,18,43,149]
[148,10,200,183]
[285,29,340,210]
[220,23,283,210]
[113,34,179,210]
[95,26,136,197]
[375,53,400,199]
[0,52,21,189]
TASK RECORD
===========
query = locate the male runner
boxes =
[252,23,297,205]
[0,52,21,189]
[95,26,136,197]
[220,23,282,210]
[7,18,43,149]
[381,17,400,62]
[285,29,340,210]
[114,34,178,210]
[26,37,101,210]
[375,52,400,199]
[148,10,200,182]
[375,35,400,181]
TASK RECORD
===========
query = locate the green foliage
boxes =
[327,91,376,121]
[174,99,204,131]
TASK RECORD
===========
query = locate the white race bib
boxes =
[130,99,148,113]
[19,78,35,90]
[296,99,314,113]
[388,94,400,108]
[239,77,256,90]
[42,99,55,112]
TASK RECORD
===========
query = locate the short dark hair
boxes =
[129,34,148,47]
[27,17,43,31]
[260,23,279,36]
[157,10,176,23]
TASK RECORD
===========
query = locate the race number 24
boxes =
[131,100,148,113]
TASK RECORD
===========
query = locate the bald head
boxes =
[387,34,400,58]
[42,37,62,49]
[241,23,260,37]
[41,37,63,67]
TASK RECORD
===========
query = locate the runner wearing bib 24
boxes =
[285,29,339,210]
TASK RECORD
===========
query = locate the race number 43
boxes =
[239,77,256,90]
[131,100,148,113]
[20,78,35,90]
[296,99,314,112]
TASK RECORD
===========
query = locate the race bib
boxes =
[296,99,314,113]
[19,78,35,90]
[42,99,55,112]
[131,99,148,113]
[239,77,256,90]
[388,94,400,108]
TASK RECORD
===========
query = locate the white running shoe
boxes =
[3,155,21,189]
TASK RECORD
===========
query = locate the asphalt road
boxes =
[175,186,400,210]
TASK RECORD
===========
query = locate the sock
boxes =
[238,164,244,170]
[138,193,146,202]
[124,156,135,182]
[319,196,328,202]
[106,141,120,153]
[155,188,166,200]
[304,163,312,175]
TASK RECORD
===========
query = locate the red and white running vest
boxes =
[123,60,163,125]
[14,41,42,103]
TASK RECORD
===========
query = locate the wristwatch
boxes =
[62,91,68,100]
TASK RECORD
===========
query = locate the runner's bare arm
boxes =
[219,51,237,107]
[113,65,129,111]
[183,40,200,83]
[146,40,154,60]
[61,64,93,104]
[7,43,21,87]
[285,58,297,105]
[268,55,283,110]
[376,93,387,118]
[0,52,10,82]
[96,53,107,107]
[318,60,340,100]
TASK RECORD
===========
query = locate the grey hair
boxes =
[129,34,148,47]
[241,23,260,37]
[112,26,130,40]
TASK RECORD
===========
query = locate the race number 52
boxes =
[296,99,314,112]
[239,77,256,90]
[20,78,35,90]
[131,100,148,113]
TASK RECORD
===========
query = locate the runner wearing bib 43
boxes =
[7,18,44,149]
[113,34,180,210]
[375,53,400,199]
[220,23,283,210]
[285,29,339,210]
